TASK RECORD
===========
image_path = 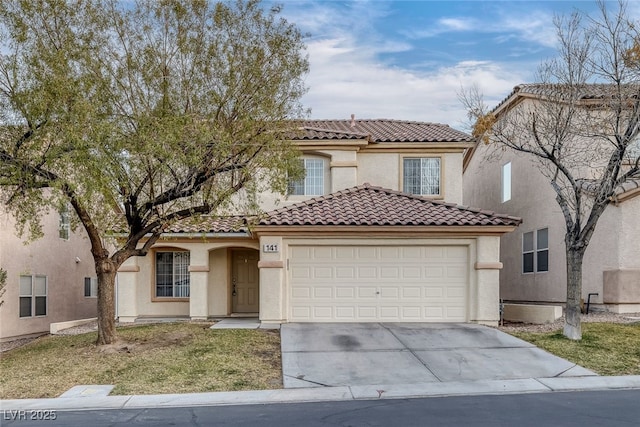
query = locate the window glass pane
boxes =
[537,249,549,272]
[523,232,534,252]
[20,297,32,317]
[35,296,47,316]
[156,252,174,297]
[288,159,305,195]
[421,158,440,195]
[59,205,70,240]
[502,162,511,202]
[537,228,548,249]
[85,278,91,297]
[34,276,46,295]
[305,159,324,196]
[523,253,534,273]
[403,158,422,194]
[173,252,190,298]
[20,276,32,296]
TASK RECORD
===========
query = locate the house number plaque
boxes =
[263,244,279,253]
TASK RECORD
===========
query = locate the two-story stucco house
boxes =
[464,85,640,314]
[116,119,521,326]
[1,207,97,341]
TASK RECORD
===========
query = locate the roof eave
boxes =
[253,225,519,236]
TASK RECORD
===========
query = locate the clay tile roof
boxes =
[259,184,522,227]
[165,215,253,234]
[493,83,640,113]
[283,119,474,143]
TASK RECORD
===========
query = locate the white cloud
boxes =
[301,38,523,128]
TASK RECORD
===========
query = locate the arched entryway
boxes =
[230,248,260,314]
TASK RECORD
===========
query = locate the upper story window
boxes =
[155,251,190,298]
[523,228,549,274]
[403,157,440,196]
[59,205,70,240]
[502,162,512,203]
[20,275,47,317]
[289,158,325,196]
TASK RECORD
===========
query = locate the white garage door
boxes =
[289,245,468,322]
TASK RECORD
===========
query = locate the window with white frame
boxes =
[20,275,47,317]
[502,162,512,202]
[155,251,190,298]
[288,158,325,196]
[59,205,70,240]
[523,228,549,273]
[84,277,98,298]
[403,158,441,196]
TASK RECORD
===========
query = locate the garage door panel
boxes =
[335,287,355,298]
[313,287,332,298]
[290,245,468,322]
[357,266,376,278]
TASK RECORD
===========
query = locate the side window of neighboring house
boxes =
[502,162,512,202]
[84,277,98,298]
[59,205,70,240]
[403,157,441,196]
[155,251,190,298]
[19,275,47,317]
[522,228,549,274]
[289,158,325,196]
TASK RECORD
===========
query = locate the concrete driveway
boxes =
[281,323,596,388]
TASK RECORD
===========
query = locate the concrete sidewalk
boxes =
[2,376,640,412]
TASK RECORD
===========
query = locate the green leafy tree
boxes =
[0,0,308,344]
[461,0,640,340]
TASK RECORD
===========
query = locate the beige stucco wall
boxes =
[358,152,464,204]
[255,148,466,212]
[0,210,96,341]
[116,238,258,322]
[464,140,636,305]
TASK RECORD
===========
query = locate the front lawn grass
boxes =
[510,322,640,376]
[0,322,282,399]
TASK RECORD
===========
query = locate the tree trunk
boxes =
[96,260,117,345]
[563,246,584,340]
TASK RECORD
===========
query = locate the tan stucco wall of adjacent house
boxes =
[0,210,96,341]
[464,141,639,307]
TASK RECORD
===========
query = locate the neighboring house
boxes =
[463,85,640,313]
[116,119,521,326]
[0,207,97,341]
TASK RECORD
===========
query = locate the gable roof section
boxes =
[259,184,521,227]
[285,119,474,144]
[492,83,640,116]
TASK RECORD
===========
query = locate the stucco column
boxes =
[258,236,285,325]
[472,236,503,326]
[189,248,210,321]
[117,258,140,323]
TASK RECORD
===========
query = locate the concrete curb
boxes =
[2,376,640,412]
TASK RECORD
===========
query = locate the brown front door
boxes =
[231,250,259,313]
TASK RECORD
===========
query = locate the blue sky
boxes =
[277,1,634,129]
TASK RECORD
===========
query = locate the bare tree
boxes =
[0,0,308,345]
[462,0,640,340]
